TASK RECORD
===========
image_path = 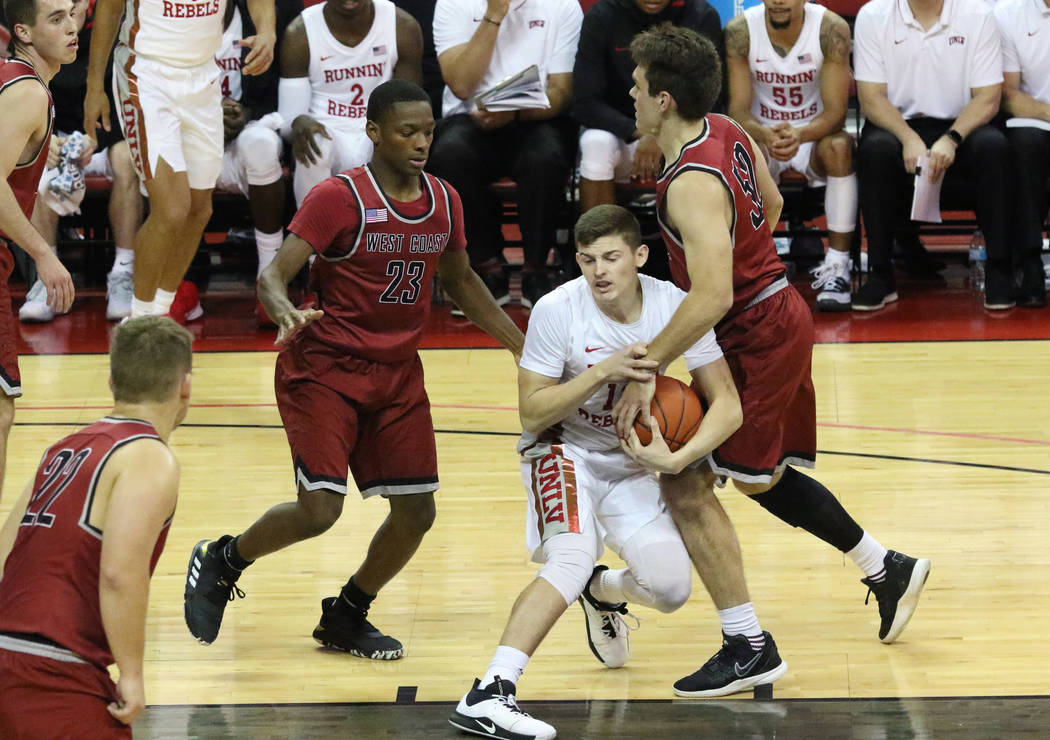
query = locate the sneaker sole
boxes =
[672,659,788,698]
[852,292,898,312]
[983,301,1016,310]
[816,298,852,313]
[448,713,554,740]
[312,633,404,661]
[881,558,931,644]
[184,539,216,645]
[578,597,627,668]
[106,308,131,321]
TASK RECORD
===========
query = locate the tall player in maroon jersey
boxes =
[0,0,77,502]
[183,80,524,658]
[615,25,929,696]
[0,316,193,738]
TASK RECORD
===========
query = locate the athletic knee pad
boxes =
[237,126,283,186]
[578,128,622,181]
[749,466,863,552]
[825,174,858,233]
[538,537,596,606]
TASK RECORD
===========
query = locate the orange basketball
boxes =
[632,375,704,453]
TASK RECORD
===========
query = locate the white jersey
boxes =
[304,0,398,130]
[119,0,227,67]
[216,7,243,101]
[744,3,825,126]
[519,275,724,453]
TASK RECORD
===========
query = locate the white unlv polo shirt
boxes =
[854,0,1003,120]
[995,0,1050,105]
[433,0,583,117]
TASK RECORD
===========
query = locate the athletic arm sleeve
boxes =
[519,292,571,379]
[287,178,361,256]
[277,76,313,138]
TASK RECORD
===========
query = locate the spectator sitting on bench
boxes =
[572,0,724,214]
[726,0,857,312]
[994,0,1049,308]
[18,0,142,324]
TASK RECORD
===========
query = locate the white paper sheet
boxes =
[910,155,943,223]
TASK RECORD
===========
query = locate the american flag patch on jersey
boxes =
[365,208,388,223]
[797,52,813,64]
[373,45,387,55]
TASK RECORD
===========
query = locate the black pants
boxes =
[1007,126,1050,290]
[426,113,576,268]
[857,119,1011,278]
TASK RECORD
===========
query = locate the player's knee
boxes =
[660,468,717,512]
[578,129,619,182]
[150,192,193,226]
[538,540,595,606]
[296,488,344,536]
[647,569,692,613]
[108,142,137,185]
[818,133,853,171]
[239,127,283,185]
[390,493,436,537]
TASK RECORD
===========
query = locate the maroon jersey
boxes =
[656,114,785,323]
[287,166,467,363]
[0,418,171,670]
[0,57,54,242]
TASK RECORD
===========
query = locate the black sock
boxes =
[338,577,375,616]
[749,467,864,553]
[222,536,253,571]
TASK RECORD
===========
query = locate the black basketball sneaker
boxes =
[312,597,404,660]
[183,535,246,645]
[861,550,931,643]
[673,632,787,697]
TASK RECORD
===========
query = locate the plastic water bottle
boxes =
[968,230,986,292]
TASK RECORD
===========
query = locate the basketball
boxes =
[632,375,704,453]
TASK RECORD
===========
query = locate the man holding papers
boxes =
[428,0,583,310]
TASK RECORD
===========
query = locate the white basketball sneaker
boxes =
[810,255,852,312]
[449,677,556,740]
[578,565,634,668]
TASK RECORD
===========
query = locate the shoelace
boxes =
[598,608,642,640]
[809,262,849,290]
[217,577,246,602]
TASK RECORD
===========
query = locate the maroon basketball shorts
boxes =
[0,243,22,398]
[274,346,439,498]
[0,644,130,739]
[704,285,817,484]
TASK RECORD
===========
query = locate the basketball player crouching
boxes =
[450,205,744,740]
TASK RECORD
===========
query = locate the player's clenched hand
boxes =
[902,133,927,175]
[239,33,276,76]
[46,135,66,169]
[769,123,800,161]
[927,136,956,182]
[632,135,663,181]
[77,134,98,168]
[613,376,655,439]
[620,418,680,474]
[35,250,74,314]
[83,87,111,133]
[598,342,658,383]
[291,115,331,166]
[107,673,145,726]
[275,307,324,346]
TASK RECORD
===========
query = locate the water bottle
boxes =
[968,230,986,292]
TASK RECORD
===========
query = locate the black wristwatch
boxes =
[945,128,963,146]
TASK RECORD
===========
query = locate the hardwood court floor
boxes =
[3,339,1049,713]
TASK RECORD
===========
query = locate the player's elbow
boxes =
[520,414,547,436]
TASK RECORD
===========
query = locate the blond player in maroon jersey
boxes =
[0,316,193,738]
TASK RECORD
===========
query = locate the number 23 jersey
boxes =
[287,166,466,363]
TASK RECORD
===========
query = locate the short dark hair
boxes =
[366,79,432,124]
[2,0,37,33]
[575,205,643,250]
[631,23,721,121]
[110,316,193,404]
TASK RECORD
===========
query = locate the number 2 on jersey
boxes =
[379,260,425,304]
[21,448,92,528]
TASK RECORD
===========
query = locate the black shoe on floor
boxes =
[983,268,1016,310]
[852,274,898,312]
[312,597,404,660]
[184,535,246,645]
[1017,262,1047,308]
[520,271,553,310]
[861,550,931,644]
[672,632,787,697]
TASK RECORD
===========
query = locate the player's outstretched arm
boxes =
[98,440,179,727]
[613,172,732,437]
[0,83,74,312]
[0,480,33,583]
[257,234,323,345]
[438,249,524,359]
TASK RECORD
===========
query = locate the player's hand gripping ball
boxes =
[632,375,704,453]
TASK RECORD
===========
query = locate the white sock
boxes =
[718,602,765,651]
[153,288,176,316]
[588,568,629,605]
[847,532,888,581]
[130,297,153,318]
[255,230,282,277]
[111,247,134,274]
[481,645,530,688]
[825,248,850,266]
